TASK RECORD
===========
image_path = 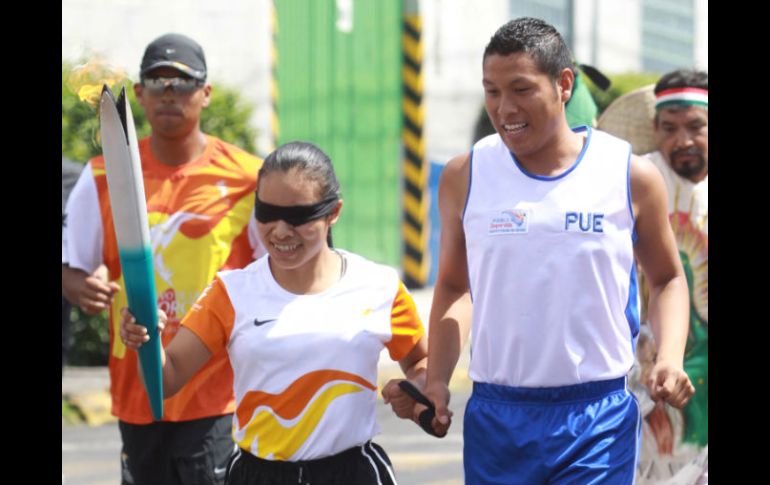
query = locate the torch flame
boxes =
[66,57,129,107]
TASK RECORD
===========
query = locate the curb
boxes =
[63,391,116,426]
[62,366,114,426]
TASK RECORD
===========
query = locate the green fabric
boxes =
[680,250,708,446]
[565,73,598,129]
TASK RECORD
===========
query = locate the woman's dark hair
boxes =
[257,141,341,246]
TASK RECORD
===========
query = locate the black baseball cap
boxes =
[140,33,207,81]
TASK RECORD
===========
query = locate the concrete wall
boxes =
[592,0,643,72]
[420,0,509,161]
[62,0,274,156]
[694,0,708,70]
[63,0,707,163]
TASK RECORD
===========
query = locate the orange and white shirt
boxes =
[182,250,424,461]
[63,135,264,424]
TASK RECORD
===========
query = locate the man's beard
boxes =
[669,146,707,180]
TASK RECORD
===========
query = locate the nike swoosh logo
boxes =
[213,466,227,475]
[253,318,276,327]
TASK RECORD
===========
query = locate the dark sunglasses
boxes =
[141,77,203,95]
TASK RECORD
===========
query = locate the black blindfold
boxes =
[255,195,339,226]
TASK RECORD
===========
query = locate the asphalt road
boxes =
[62,390,471,485]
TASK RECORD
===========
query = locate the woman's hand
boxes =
[119,307,167,350]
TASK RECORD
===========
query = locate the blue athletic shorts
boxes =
[463,377,641,485]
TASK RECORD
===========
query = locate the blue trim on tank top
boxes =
[508,126,592,181]
[625,262,641,356]
[463,149,475,302]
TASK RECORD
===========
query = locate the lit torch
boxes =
[67,57,128,107]
[68,57,164,420]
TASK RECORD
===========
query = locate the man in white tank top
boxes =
[398,18,695,485]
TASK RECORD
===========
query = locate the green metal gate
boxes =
[274,0,402,266]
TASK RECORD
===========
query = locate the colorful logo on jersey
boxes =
[158,288,177,321]
[234,370,377,460]
[488,209,530,235]
[158,288,181,342]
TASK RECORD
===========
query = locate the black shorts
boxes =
[225,441,397,485]
[119,414,236,485]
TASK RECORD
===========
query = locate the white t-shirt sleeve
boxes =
[62,163,104,274]
[247,207,266,259]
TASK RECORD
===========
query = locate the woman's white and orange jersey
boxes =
[181,250,424,461]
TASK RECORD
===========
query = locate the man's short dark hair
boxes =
[654,69,708,95]
[483,17,574,81]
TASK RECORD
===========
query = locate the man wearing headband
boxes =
[653,71,708,183]
[62,33,265,485]
[632,69,708,485]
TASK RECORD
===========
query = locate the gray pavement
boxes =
[62,391,470,485]
[62,287,473,484]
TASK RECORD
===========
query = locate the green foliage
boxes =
[584,72,660,116]
[66,306,111,366]
[62,62,116,163]
[201,87,257,153]
[62,60,258,164]
[62,398,85,425]
[62,59,259,365]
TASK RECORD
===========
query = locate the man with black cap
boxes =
[62,33,264,485]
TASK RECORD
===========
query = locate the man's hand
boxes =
[418,381,453,437]
[63,265,121,315]
[646,359,695,409]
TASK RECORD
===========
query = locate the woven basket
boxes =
[597,84,657,155]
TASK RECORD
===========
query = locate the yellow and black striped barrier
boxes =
[401,1,428,289]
